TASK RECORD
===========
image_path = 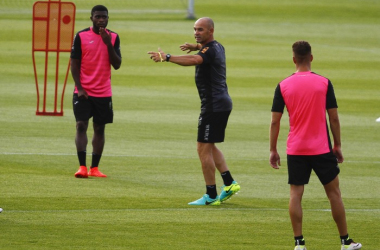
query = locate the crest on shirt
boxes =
[201,47,209,53]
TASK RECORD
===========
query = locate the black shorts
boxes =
[197,111,231,143]
[73,94,113,124]
[287,152,340,185]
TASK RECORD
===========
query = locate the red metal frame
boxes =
[32,0,75,116]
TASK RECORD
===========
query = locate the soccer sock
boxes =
[340,234,352,245]
[206,185,217,199]
[221,171,234,186]
[294,235,305,246]
[77,151,86,166]
[90,153,102,169]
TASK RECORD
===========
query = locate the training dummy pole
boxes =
[32,0,75,116]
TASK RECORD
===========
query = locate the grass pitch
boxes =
[0,0,379,249]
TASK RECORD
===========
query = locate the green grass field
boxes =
[0,0,379,249]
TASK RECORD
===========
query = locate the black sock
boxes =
[77,151,86,166]
[294,235,305,246]
[340,234,352,245]
[206,185,217,199]
[90,153,102,168]
[221,171,234,186]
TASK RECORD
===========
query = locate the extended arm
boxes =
[148,48,203,66]
[168,54,203,66]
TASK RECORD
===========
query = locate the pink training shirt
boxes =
[72,27,118,97]
[279,71,331,155]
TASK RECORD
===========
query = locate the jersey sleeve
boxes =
[326,80,338,109]
[70,33,82,59]
[197,45,215,64]
[271,84,285,113]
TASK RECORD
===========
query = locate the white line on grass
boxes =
[2,152,380,164]
[3,207,380,214]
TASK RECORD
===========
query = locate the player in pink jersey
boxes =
[269,41,361,250]
[70,5,121,178]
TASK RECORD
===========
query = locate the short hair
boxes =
[91,5,108,16]
[205,17,214,29]
[197,17,214,30]
[292,41,311,63]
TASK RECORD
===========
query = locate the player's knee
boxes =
[76,121,88,133]
[93,124,105,136]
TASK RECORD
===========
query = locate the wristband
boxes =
[158,52,164,62]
